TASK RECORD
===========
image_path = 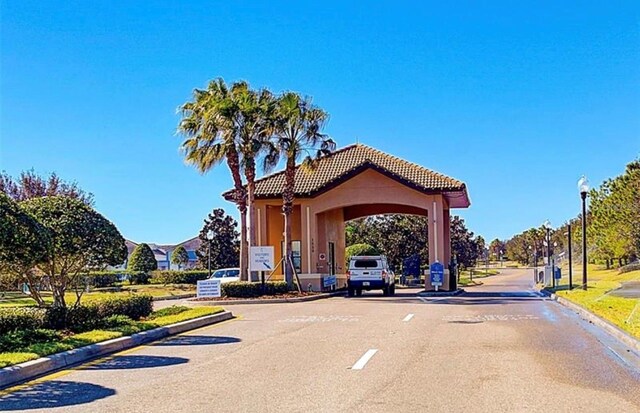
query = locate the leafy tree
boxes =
[196,208,240,270]
[128,243,158,273]
[0,194,51,306]
[489,238,506,260]
[171,245,189,270]
[266,92,336,287]
[0,170,94,205]
[20,196,127,308]
[345,243,380,265]
[179,80,276,282]
[450,216,479,268]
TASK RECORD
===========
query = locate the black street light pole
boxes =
[578,176,589,291]
[543,220,552,287]
[567,224,573,290]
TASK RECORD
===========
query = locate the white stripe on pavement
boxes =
[351,349,378,370]
[403,313,414,322]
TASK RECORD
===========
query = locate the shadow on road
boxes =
[153,335,241,346]
[0,380,115,411]
[83,355,189,370]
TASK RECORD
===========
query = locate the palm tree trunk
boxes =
[246,163,257,282]
[226,148,249,281]
[282,156,296,289]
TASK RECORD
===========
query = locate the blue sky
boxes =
[1,1,639,244]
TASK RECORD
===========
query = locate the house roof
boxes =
[222,143,470,208]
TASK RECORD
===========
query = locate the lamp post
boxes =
[206,229,214,278]
[566,226,572,290]
[543,220,552,286]
[578,176,590,290]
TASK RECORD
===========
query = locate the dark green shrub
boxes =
[103,314,134,328]
[0,328,61,352]
[148,306,189,319]
[0,307,47,334]
[263,281,289,295]
[45,295,154,332]
[127,243,158,273]
[84,272,121,288]
[129,271,150,285]
[222,281,290,298]
[345,243,379,265]
[149,270,209,285]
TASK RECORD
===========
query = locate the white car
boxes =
[209,268,240,284]
[347,255,395,297]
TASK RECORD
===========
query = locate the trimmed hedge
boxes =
[222,281,289,298]
[46,295,154,332]
[0,307,47,335]
[83,272,121,288]
[149,270,209,285]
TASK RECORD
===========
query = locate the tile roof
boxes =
[223,144,470,207]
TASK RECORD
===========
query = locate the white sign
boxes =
[197,279,221,298]
[250,246,275,271]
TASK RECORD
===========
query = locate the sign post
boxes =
[430,261,444,291]
[250,246,275,293]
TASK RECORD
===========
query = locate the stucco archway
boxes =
[224,144,470,291]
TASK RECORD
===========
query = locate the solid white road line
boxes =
[403,313,415,322]
[351,349,378,370]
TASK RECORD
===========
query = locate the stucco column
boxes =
[426,195,448,291]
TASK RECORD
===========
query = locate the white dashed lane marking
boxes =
[403,313,414,322]
[351,349,378,370]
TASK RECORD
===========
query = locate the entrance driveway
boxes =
[1,268,639,412]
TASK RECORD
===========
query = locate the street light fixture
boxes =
[578,175,590,290]
[206,229,214,278]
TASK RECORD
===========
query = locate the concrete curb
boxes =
[0,311,234,390]
[188,291,345,306]
[541,289,640,353]
[152,293,196,301]
[417,289,465,297]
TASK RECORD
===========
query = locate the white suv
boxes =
[346,256,395,297]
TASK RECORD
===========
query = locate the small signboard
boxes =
[554,266,562,280]
[430,261,445,289]
[250,246,275,271]
[323,275,336,288]
[197,279,221,298]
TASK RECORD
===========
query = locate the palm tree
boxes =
[177,78,249,280]
[266,92,336,289]
[233,84,277,281]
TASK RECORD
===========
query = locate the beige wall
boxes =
[253,167,456,291]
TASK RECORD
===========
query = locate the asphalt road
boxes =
[1,268,639,412]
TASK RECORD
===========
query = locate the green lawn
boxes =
[0,306,223,368]
[0,284,196,308]
[551,266,640,339]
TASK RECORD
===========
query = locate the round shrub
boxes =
[345,243,379,265]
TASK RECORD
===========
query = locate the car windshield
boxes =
[212,270,226,278]
[353,260,379,268]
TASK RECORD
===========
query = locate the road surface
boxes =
[1,268,639,412]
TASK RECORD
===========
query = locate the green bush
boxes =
[0,308,47,335]
[0,329,61,353]
[148,306,189,319]
[149,270,209,285]
[345,243,380,265]
[222,281,290,298]
[84,272,121,288]
[129,271,150,285]
[45,295,154,332]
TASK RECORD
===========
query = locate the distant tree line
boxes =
[346,214,485,271]
[502,159,639,267]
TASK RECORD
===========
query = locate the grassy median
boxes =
[0,306,223,368]
[552,266,640,339]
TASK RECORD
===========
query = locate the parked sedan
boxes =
[209,268,240,283]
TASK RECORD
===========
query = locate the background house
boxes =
[114,237,201,271]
